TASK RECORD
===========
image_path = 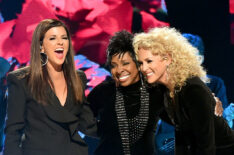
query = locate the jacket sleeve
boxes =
[183,84,216,155]
[76,70,97,137]
[4,73,26,155]
[77,102,97,137]
[87,84,103,117]
[87,82,108,137]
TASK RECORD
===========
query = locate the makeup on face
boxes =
[41,26,69,68]
[110,52,140,87]
[137,48,169,85]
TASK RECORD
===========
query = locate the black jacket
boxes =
[4,67,97,155]
[87,80,165,155]
[165,76,234,155]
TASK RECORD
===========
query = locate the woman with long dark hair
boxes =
[4,19,97,155]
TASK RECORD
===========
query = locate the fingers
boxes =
[214,97,223,117]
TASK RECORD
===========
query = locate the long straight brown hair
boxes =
[29,19,84,104]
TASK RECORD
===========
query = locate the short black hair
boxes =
[106,30,137,67]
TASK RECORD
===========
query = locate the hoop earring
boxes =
[40,52,48,66]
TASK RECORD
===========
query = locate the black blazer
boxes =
[165,76,234,155]
[4,67,97,155]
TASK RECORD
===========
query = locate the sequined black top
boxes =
[88,79,165,155]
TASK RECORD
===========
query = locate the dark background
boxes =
[165,0,234,102]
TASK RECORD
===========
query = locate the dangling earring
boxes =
[40,52,48,66]
[166,65,169,81]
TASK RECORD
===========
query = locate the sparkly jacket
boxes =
[87,80,165,155]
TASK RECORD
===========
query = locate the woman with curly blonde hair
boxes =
[133,27,234,155]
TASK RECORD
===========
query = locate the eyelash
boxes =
[110,64,116,69]
[123,62,129,65]
[49,37,68,40]
[110,62,129,69]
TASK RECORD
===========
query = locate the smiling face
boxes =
[110,52,140,87]
[41,26,69,70]
[137,48,171,85]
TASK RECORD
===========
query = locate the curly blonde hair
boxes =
[133,27,207,91]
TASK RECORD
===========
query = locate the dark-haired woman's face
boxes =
[41,26,69,69]
[110,52,140,87]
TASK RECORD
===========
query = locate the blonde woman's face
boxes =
[41,26,69,69]
[137,48,170,84]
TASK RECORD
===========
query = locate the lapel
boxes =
[163,90,182,126]
[173,90,191,130]
[43,103,81,123]
[43,84,82,123]
[163,91,176,125]
[42,86,86,143]
[173,92,181,124]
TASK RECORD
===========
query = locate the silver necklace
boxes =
[115,84,149,155]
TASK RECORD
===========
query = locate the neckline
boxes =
[120,80,141,92]
[48,84,69,107]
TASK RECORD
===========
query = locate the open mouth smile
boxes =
[54,48,64,59]
[119,75,130,81]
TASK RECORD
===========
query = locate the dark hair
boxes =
[106,30,138,68]
[29,19,84,104]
